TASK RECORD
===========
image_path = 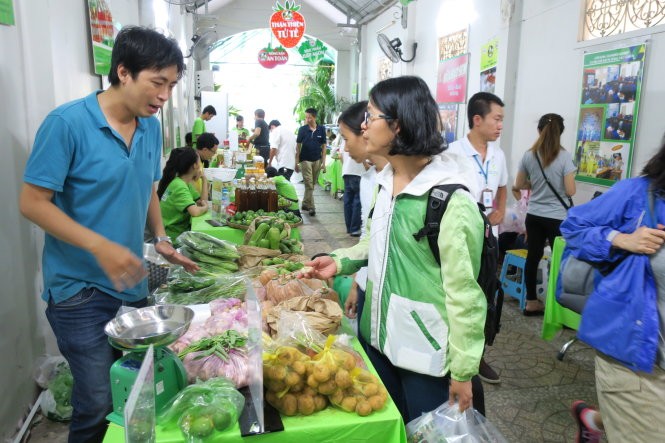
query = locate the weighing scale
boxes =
[104,305,194,426]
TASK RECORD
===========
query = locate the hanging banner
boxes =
[574,43,646,186]
[87,0,115,75]
[258,44,289,69]
[269,1,305,48]
[436,53,469,104]
[298,38,326,63]
[0,0,15,26]
[480,38,498,93]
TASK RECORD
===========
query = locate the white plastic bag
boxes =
[35,356,73,421]
[499,190,529,234]
[406,403,507,443]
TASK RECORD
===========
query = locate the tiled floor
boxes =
[24,181,602,442]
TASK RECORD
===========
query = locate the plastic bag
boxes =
[35,357,73,422]
[499,190,529,234]
[158,377,245,443]
[406,402,508,443]
[266,296,343,337]
[153,269,247,305]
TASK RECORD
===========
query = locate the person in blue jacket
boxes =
[561,138,665,442]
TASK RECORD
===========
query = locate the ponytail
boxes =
[157,147,199,199]
[530,113,565,167]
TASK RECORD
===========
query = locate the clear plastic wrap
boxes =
[158,377,245,443]
[406,402,508,443]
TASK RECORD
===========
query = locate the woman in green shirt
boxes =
[158,147,209,241]
[266,166,302,218]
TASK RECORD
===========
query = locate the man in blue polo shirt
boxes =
[19,27,197,442]
[295,107,327,216]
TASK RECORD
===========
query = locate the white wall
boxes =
[360,0,665,203]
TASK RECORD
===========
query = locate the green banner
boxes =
[575,44,646,187]
[480,38,498,71]
[88,0,115,75]
[298,39,327,63]
[0,0,15,26]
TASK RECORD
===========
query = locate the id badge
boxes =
[482,189,494,209]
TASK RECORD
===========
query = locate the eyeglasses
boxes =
[364,111,393,126]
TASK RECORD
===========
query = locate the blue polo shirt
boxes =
[23,91,162,303]
[296,124,326,161]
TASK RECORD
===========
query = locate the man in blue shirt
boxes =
[295,108,327,216]
[19,27,197,442]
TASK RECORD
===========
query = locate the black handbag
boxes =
[534,153,574,210]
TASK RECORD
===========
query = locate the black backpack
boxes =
[412,184,503,346]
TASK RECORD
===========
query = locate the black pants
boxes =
[256,145,270,162]
[525,213,562,301]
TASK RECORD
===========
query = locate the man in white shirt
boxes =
[448,92,508,232]
[268,119,297,181]
[447,92,508,386]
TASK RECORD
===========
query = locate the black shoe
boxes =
[522,309,544,317]
[350,231,361,237]
[478,358,501,384]
[309,209,316,216]
[301,204,310,211]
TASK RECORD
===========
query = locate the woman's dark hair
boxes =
[529,113,565,167]
[338,101,368,136]
[196,133,218,150]
[369,76,444,156]
[642,136,665,192]
[467,92,504,128]
[265,166,278,178]
[157,148,199,199]
[108,26,185,85]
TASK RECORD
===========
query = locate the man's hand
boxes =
[155,241,200,273]
[321,164,327,173]
[488,210,504,226]
[449,379,473,412]
[295,163,300,173]
[90,239,147,292]
[613,224,665,254]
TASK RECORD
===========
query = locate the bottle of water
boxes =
[220,188,230,221]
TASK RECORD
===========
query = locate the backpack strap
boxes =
[413,184,470,264]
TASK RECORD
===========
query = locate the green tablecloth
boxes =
[190,213,301,244]
[541,237,581,340]
[318,158,344,196]
[103,337,407,443]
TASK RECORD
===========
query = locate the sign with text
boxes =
[298,39,326,63]
[436,53,469,104]
[0,0,15,26]
[87,0,114,75]
[269,1,305,48]
[258,44,289,69]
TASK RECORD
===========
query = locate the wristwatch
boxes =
[154,236,172,245]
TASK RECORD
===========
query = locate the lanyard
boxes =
[473,154,490,186]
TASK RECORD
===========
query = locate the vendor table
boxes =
[191,213,301,244]
[541,237,581,340]
[103,337,407,443]
[318,157,344,197]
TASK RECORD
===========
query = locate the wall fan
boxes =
[188,28,219,60]
[377,33,417,63]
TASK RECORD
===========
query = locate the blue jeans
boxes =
[343,175,362,233]
[46,287,146,443]
[362,341,485,423]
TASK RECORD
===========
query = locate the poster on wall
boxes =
[0,0,15,26]
[480,38,498,93]
[574,43,646,186]
[436,53,469,104]
[439,103,458,145]
[87,0,115,75]
[378,57,393,81]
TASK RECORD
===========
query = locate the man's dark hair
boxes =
[108,26,184,86]
[202,105,217,116]
[269,120,281,127]
[467,92,504,128]
[236,115,244,122]
[369,76,444,157]
[338,101,368,136]
[305,108,317,117]
[265,166,278,178]
[185,132,192,147]
[196,133,218,150]
[255,109,266,119]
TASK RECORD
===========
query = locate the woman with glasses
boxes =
[304,76,486,422]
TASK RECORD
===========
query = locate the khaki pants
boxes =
[300,159,321,210]
[595,352,665,442]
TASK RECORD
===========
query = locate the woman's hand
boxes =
[301,255,337,280]
[449,379,473,412]
[613,224,665,254]
[155,241,200,273]
[345,284,358,318]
